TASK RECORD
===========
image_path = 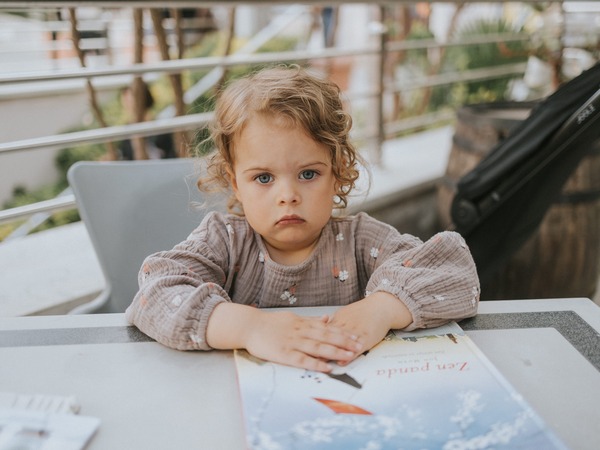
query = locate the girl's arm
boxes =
[206,302,364,372]
[126,213,235,351]
[329,226,479,360]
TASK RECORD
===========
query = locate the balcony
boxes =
[1,1,599,316]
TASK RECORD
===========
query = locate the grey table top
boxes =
[1,298,599,449]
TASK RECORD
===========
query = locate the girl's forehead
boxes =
[231,115,330,167]
[233,113,306,146]
[244,111,294,129]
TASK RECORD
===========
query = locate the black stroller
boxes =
[450,62,600,298]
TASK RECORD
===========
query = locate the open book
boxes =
[234,323,567,449]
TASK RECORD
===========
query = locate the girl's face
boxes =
[230,114,336,265]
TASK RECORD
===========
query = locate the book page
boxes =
[235,324,567,450]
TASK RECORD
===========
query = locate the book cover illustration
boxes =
[234,323,568,450]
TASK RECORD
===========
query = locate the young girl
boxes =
[126,65,479,373]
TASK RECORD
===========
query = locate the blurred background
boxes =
[1,1,599,314]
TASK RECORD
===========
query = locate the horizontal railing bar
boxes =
[388,62,528,92]
[0,47,379,85]
[34,17,212,33]
[0,34,529,71]
[0,112,213,155]
[385,33,530,52]
[384,110,456,136]
[0,195,77,225]
[0,1,560,7]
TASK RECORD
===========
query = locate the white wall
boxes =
[0,86,115,205]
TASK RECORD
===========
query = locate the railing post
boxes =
[374,4,387,167]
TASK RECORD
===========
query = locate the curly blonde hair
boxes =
[198,64,364,214]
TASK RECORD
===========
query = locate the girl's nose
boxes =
[278,181,300,204]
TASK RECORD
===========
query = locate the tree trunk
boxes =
[68,8,118,160]
[131,8,149,160]
[150,9,187,158]
[215,7,236,92]
[171,8,185,60]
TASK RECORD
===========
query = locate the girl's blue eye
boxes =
[256,174,272,184]
[300,170,317,180]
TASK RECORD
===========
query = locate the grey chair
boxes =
[67,158,224,313]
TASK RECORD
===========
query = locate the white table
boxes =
[2,298,600,449]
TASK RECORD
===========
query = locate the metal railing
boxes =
[2,1,581,229]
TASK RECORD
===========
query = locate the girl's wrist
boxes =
[206,302,262,350]
[366,291,413,330]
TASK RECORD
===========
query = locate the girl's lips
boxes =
[276,215,304,225]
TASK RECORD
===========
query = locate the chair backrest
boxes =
[68,158,224,313]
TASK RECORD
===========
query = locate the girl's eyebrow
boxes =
[242,160,329,173]
[243,166,269,173]
[300,161,329,168]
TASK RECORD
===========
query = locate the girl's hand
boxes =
[244,310,364,372]
[327,292,413,364]
[206,303,363,372]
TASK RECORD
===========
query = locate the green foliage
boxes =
[404,22,435,66]
[446,18,529,103]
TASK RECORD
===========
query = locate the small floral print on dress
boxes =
[335,233,344,242]
[280,285,297,305]
[402,259,413,267]
[171,295,183,307]
[189,334,203,345]
[332,266,349,282]
[139,295,148,307]
[258,251,265,263]
[370,247,379,259]
[365,290,372,297]
[280,290,297,305]
[434,294,446,302]
[471,286,479,305]
[381,278,390,286]
[225,223,234,235]
[142,264,151,281]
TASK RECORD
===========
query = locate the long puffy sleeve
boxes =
[125,212,234,351]
[358,214,479,330]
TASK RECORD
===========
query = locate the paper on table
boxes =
[0,393,99,450]
[0,392,80,415]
